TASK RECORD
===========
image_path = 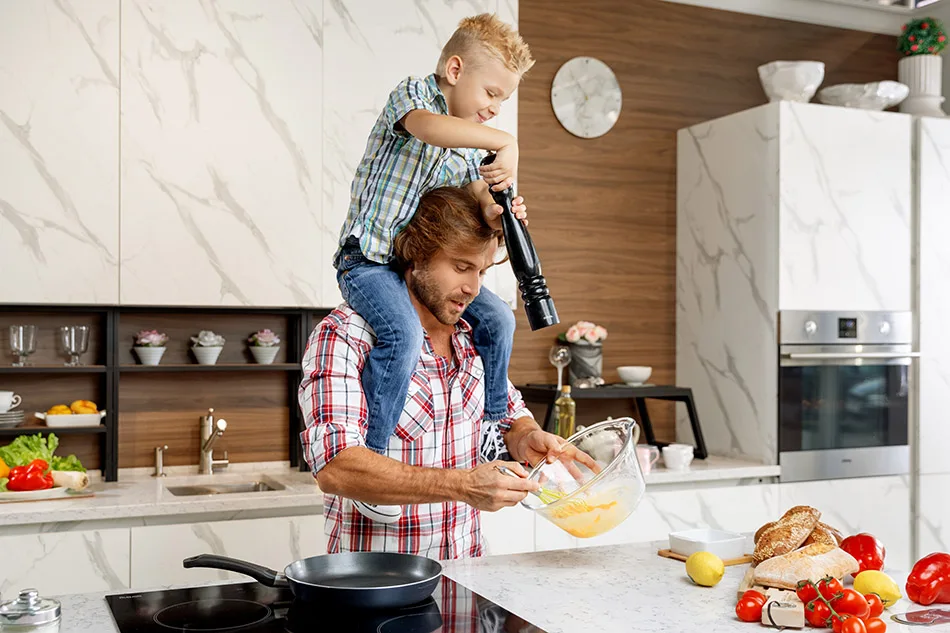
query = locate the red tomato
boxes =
[864,593,885,618]
[797,580,819,603]
[805,599,832,628]
[841,616,868,633]
[864,617,887,633]
[819,577,845,601]
[832,589,871,619]
[736,590,766,622]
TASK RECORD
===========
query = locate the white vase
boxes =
[899,54,946,116]
[134,346,165,366]
[192,346,223,365]
[249,346,280,364]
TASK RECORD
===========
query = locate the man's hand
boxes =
[518,429,599,475]
[479,143,518,192]
[461,461,539,512]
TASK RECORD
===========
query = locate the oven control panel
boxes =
[780,310,912,346]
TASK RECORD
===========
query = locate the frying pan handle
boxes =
[183,554,287,587]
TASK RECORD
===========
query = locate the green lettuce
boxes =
[0,477,7,492]
[0,433,84,472]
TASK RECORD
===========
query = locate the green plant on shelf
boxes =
[899,17,948,56]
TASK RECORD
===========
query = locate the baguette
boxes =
[802,522,843,548]
[753,505,821,564]
[753,543,859,590]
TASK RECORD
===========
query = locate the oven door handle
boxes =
[783,352,921,360]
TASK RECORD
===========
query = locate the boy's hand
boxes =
[479,143,518,192]
[481,195,527,230]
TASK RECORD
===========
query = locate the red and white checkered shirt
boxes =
[299,305,533,560]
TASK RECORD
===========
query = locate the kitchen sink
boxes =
[165,480,286,496]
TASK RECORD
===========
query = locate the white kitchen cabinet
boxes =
[779,476,912,571]
[481,505,535,555]
[0,0,120,304]
[0,528,130,597]
[918,473,950,558]
[677,102,912,464]
[130,515,326,588]
[118,2,324,307]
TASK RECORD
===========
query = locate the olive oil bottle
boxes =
[554,385,576,440]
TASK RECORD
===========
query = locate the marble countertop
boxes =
[54,541,928,633]
[643,455,779,485]
[0,465,322,527]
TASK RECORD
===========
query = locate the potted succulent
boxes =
[133,330,169,366]
[898,17,948,116]
[557,321,608,386]
[248,329,281,364]
[190,330,226,365]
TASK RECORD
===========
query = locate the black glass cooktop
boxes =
[106,577,547,633]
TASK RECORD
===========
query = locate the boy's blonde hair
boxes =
[436,14,535,78]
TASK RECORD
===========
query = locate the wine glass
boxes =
[548,345,572,391]
[9,325,36,366]
[60,325,90,366]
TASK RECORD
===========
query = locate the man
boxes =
[299,186,591,559]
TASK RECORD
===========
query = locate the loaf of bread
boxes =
[753,505,821,564]
[802,522,843,548]
[753,543,859,590]
[754,521,776,544]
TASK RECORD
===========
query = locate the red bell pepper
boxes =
[6,458,54,492]
[840,533,886,578]
[907,552,950,605]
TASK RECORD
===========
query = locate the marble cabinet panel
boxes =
[481,505,535,556]
[119,0,324,306]
[917,116,950,476]
[129,515,325,588]
[778,103,912,311]
[918,473,950,557]
[0,0,120,304]
[0,527,130,597]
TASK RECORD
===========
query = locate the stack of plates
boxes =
[0,410,25,428]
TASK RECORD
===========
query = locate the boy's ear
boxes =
[444,55,463,85]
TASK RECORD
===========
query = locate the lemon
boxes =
[685,551,725,587]
[854,570,902,607]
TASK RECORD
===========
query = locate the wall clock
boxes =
[551,56,622,139]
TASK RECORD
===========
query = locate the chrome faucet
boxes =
[199,408,229,474]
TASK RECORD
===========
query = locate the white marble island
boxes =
[55,541,925,633]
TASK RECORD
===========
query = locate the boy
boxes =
[333,14,535,522]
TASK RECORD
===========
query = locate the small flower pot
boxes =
[134,346,166,366]
[568,341,604,386]
[250,346,280,364]
[192,346,223,365]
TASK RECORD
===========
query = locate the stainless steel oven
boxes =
[778,310,917,483]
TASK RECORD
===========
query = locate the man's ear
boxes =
[444,55,463,86]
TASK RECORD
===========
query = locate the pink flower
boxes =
[565,326,581,343]
[135,329,168,347]
[593,325,608,341]
[583,329,600,343]
[249,329,281,347]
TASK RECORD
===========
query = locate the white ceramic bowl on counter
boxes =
[818,81,909,111]
[669,528,747,560]
[758,60,825,103]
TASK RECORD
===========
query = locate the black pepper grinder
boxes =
[481,154,559,331]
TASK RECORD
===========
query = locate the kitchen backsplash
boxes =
[0,0,517,307]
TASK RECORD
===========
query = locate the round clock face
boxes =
[551,57,622,139]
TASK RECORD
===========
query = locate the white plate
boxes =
[669,528,748,560]
[34,410,106,428]
[0,419,25,428]
[0,486,73,503]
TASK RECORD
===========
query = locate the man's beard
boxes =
[409,267,472,326]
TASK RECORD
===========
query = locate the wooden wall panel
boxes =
[512,0,899,439]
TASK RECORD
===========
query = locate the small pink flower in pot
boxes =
[565,326,582,343]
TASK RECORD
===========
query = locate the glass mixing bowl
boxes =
[521,417,646,539]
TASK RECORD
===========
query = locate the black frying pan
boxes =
[183,552,442,609]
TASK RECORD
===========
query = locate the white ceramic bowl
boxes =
[35,410,106,428]
[818,81,909,111]
[669,528,747,560]
[757,61,825,103]
[617,366,652,385]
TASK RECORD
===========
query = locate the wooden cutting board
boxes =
[657,548,753,566]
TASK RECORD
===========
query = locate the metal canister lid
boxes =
[0,589,62,626]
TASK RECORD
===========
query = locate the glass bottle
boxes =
[554,385,576,440]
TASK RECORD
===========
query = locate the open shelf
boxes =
[119,363,301,373]
[0,365,107,374]
[0,424,107,437]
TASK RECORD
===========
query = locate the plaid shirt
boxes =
[335,74,485,266]
[299,305,533,560]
